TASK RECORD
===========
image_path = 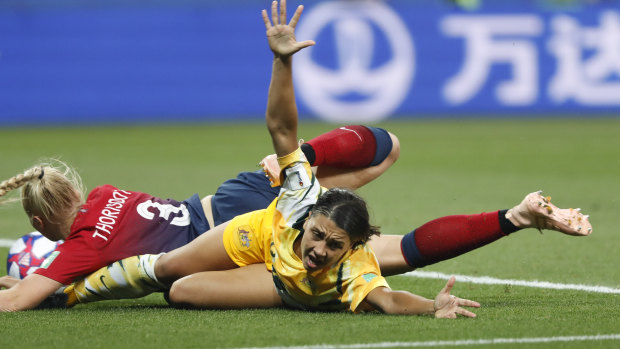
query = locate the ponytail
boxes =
[0,159,85,222]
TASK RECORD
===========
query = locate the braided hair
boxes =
[0,159,85,223]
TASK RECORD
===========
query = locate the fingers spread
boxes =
[289,5,304,28]
[456,307,477,318]
[262,9,272,29]
[280,0,287,26]
[296,40,316,50]
[458,298,481,308]
[442,276,456,294]
[271,1,278,26]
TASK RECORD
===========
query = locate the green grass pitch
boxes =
[1,119,619,348]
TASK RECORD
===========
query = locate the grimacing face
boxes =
[299,214,354,272]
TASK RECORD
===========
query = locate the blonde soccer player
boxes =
[0,120,401,312]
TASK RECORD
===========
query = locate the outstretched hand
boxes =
[0,275,19,289]
[262,0,315,58]
[433,276,480,318]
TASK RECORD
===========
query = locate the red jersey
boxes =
[35,185,207,285]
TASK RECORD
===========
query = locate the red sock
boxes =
[304,126,376,167]
[401,211,511,267]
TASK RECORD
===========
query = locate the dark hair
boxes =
[311,187,380,245]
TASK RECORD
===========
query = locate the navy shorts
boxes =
[184,193,210,239]
[211,170,281,227]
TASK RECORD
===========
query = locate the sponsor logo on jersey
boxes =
[362,273,377,283]
[285,163,311,190]
[40,251,60,269]
[236,226,253,250]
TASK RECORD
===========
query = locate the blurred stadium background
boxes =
[2,0,620,126]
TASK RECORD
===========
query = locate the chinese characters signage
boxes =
[0,1,618,125]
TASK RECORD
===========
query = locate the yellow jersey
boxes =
[268,147,389,312]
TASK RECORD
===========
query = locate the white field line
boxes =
[0,239,15,248]
[232,334,620,349]
[404,270,620,294]
[2,239,619,294]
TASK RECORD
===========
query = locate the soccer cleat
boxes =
[505,191,592,236]
[63,283,79,307]
[36,292,70,309]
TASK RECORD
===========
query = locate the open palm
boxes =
[262,0,315,57]
[434,276,480,318]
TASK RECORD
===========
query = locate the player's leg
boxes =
[64,254,166,306]
[314,130,400,190]
[261,126,399,189]
[64,222,236,306]
[372,191,592,276]
[368,235,412,276]
[370,209,512,276]
[205,125,398,227]
[154,221,237,284]
[303,125,397,169]
[167,263,281,309]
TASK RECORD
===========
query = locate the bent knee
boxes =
[167,278,195,308]
[154,254,187,284]
[387,132,400,163]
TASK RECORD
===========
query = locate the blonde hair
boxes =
[0,159,86,222]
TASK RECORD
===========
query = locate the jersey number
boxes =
[136,200,191,226]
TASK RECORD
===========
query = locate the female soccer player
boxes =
[0,113,403,304]
[0,0,590,313]
[59,0,590,317]
[0,122,398,312]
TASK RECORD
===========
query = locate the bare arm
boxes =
[0,275,20,289]
[365,286,435,315]
[0,274,63,312]
[364,277,480,318]
[262,0,315,157]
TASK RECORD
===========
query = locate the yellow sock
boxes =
[64,254,166,306]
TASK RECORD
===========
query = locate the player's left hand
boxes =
[259,154,281,187]
[0,275,20,289]
[433,276,480,318]
[262,0,315,58]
